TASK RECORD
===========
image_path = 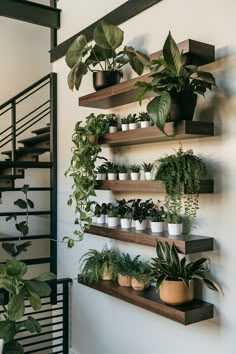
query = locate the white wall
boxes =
[54,0,236,353]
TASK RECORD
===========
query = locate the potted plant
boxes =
[118,164,129,180]
[131,260,151,291]
[65,113,109,245]
[135,32,216,136]
[132,199,152,231]
[107,204,120,227]
[149,203,166,233]
[96,163,107,180]
[116,253,140,287]
[127,114,139,130]
[121,117,130,131]
[66,21,150,92]
[153,145,207,235]
[129,164,141,180]
[139,112,151,128]
[0,259,56,353]
[79,246,118,282]
[117,198,133,229]
[106,113,119,133]
[94,202,107,224]
[105,161,118,180]
[151,241,219,305]
[142,162,153,180]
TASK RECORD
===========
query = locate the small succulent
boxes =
[142,162,153,172]
[129,164,141,173]
[139,112,151,122]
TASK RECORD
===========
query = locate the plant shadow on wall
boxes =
[135,32,216,136]
[65,20,150,91]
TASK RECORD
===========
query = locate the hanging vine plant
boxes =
[64,113,109,246]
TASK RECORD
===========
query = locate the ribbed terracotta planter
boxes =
[102,269,113,281]
[159,280,194,305]
[118,273,132,287]
[131,277,149,291]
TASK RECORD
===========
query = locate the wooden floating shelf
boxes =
[87,224,214,254]
[96,180,214,194]
[79,39,215,109]
[78,278,214,325]
[100,121,214,147]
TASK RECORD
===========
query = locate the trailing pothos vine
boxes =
[64,113,109,247]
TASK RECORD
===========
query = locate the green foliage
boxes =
[94,202,107,217]
[149,203,166,222]
[65,113,109,245]
[79,246,118,283]
[132,198,154,223]
[135,31,216,136]
[105,113,118,127]
[96,163,108,174]
[121,117,130,124]
[118,164,128,173]
[126,113,139,124]
[138,112,151,122]
[116,199,133,219]
[129,164,141,173]
[0,260,56,351]
[104,161,119,174]
[131,260,152,282]
[107,204,119,218]
[1,241,32,259]
[66,20,150,91]
[142,162,153,172]
[116,253,141,276]
[151,241,219,292]
[153,145,207,227]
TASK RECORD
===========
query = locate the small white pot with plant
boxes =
[107,205,120,227]
[118,164,129,180]
[105,162,118,180]
[117,199,132,229]
[142,162,153,180]
[94,202,107,224]
[107,113,119,133]
[96,163,107,180]
[149,203,166,233]
[121,116,129,131]
[139,112,151,128]
[129,164,141,180]
[132,199,150,231]
[128,113,139,130]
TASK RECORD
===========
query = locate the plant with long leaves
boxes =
[135,31,216,136]
[79,246,118,283]
[116,253,141,276]
[2,185,34,258]
[65,113,109,246]
[151,241,219,292]
[66,20,150,91]
[0,259,56,353]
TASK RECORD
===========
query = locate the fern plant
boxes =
[116,253,140,276]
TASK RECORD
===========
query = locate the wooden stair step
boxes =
[18,132,50,146]
[2,147,50,158]
[31,126,50,135]
[0,174,24,180]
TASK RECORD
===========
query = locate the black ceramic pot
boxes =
[170,92,197,121]
[93,71,122,91]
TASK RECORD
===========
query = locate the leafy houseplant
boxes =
[153,145,207,234]
[107,204,120,227]
[94,202,107,224]
[79,246,118,283]
[129,164,141,180]
[116,199,133,229]
[106,114,119,133]
[127,114,139,130]
[135,31,216,136]
[66,21,150,92]
[131,260,151,291]
[118,164,129,180]
[142,162,153,180]
[96,163,107,180]
[121,117,130,131]
[132,199,154,231]
[65,113,109,245]
[2,185,34,258]
[149,204,166,233]
[151,241,219,305]
[116,253,140,287]
[105,162,118,180]
[0,260,56,353]
[139,112,151,128]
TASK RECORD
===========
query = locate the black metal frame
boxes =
[50,0,163,62]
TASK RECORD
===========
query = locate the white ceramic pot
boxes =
[151,221,164,233]
[131,172,140,180]
[119,173,129,180]
[92,216,97,223]
[109,126,118,133]
[131,219,136,228]
[96,214,106,224]
[135,219,147,231]
[0,339,3,354]
[107,173,117,180]
[120,218,131,229]
[121,124,129,131]
[96,173,106,180]
[140,121,151,128]
[108,216,120,227]
[129,122,138,130]
[105,214,108,224]
[168,223,183,236]
[144,172,152,180]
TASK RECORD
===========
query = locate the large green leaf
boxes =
[14,199,27,209]
[0,279,15,294]
[0,321,16,343]
[16,221,28,236]
[147,93,171,136]
[3,341,24,354]
[94,21,123,50]
[163,31,182,75]
[196,71,216,85]
[8,294,25,321]
[24,280,51,297]
[23,316,41,334]
[6,260,27,278]
[85,45,113,66]
[33,272,56,282]
[65,35,88,68]
[67,62,88,91]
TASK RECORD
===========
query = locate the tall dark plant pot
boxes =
[93,71,122,91]
[170,92,197,121]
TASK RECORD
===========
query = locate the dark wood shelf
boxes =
[87,224,214,254]
[96,180,214,194]
[99,121,214,147]
[78,278,214,325]
[79,40,215,109]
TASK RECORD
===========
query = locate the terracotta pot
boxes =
[159,280,194,305]
[131,277,149,291]
[93,71,122,91]
[102,270,113,281]
[170,92,197,121]
[118,273,132,287]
